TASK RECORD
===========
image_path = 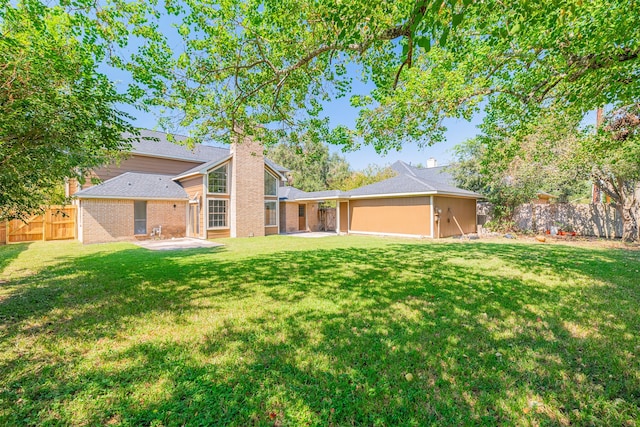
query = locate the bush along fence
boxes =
[0,206,76,244]
[513,203,622,238]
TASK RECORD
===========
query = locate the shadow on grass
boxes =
[0,242,31,275]
[0,241,638,425]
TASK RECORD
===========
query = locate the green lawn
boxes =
[0,236,638,426]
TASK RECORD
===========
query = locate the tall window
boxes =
[208,164,228,194]
[265,201,277,226]
[208,199,227,228]
[264,169,277,196]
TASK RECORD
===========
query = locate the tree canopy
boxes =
[0,2,135,220]
[266,137,351,192]
[87,0,639,151]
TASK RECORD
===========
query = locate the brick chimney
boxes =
[230,133,265,237]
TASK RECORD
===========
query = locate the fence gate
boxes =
[3,206,76,244]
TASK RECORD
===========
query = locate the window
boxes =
[264,169,278,196]
[208,164,228,194]
[134,201,147,235]
[265,201,277,226]
[208,199,227,228]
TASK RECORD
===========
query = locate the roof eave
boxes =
[172,154,233,181]
[75,195,189,201]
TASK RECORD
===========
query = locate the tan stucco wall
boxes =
[339,202,348,232]
[433,196,477,237]
[349,197,431,236]
[80,199,187,244]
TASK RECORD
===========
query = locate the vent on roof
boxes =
[426,157,437,168]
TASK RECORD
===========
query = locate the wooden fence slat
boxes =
[3,206,76,244]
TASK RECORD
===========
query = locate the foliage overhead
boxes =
[449,115,588,223]
[10,1,638,153]
[0,2,135,220]
[335,164,397,192]
[266,136,351,192]
[50,0,636,151]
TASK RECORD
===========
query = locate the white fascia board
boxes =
[172,171,204,181]
[173,155,233,181]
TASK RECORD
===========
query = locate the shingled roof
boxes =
[126,129,230,163]
[390,161,455,185]
[75,173,188,200]
[279,160,482,202]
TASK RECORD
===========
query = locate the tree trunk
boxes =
[617,201,639,242]
[594,174,640,242]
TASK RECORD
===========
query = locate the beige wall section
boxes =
[306,202,320,231]
[72,155,203,193]
[281,202,300,233]
[147,201,187,238]
[80,199,187,244]
[265,226,279,236]
[94,155,201,182]
[180,175,204,238]
[208,229,231,239]
[230,137,265,237]
[433,196,477,237]
[339,202,348,232]
[349,197,431,236]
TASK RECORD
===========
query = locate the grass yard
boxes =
[0,236,639,426]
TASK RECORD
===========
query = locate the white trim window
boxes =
[208,199,228,228]
[264,169,278,196]
[264,200,277,226]
[208,164,229,194]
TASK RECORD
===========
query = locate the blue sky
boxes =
[110,20,484,171]
[122,88,484,171]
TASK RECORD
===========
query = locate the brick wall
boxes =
[147,201,187,238]
[80,199,133,244]
[80,199,187,244]
[230,136,265,237]
[281,202,300,233]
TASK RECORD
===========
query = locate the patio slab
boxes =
[134,238,223,251]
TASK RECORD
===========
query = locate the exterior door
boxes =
[298,204,306,231]
[188,203,200,237]
[134,201,147,235]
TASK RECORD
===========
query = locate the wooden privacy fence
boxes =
[1,206,76,244]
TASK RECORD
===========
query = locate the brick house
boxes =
[71,130,289,243]
[71,130,481,243]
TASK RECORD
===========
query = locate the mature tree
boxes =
[266,136,351,192]
[586,106,640,241]
[98,0,638,152]
[451,107,640,241]
[450,134,588,226]
[336,164,397,192]
[0,2,135,220]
